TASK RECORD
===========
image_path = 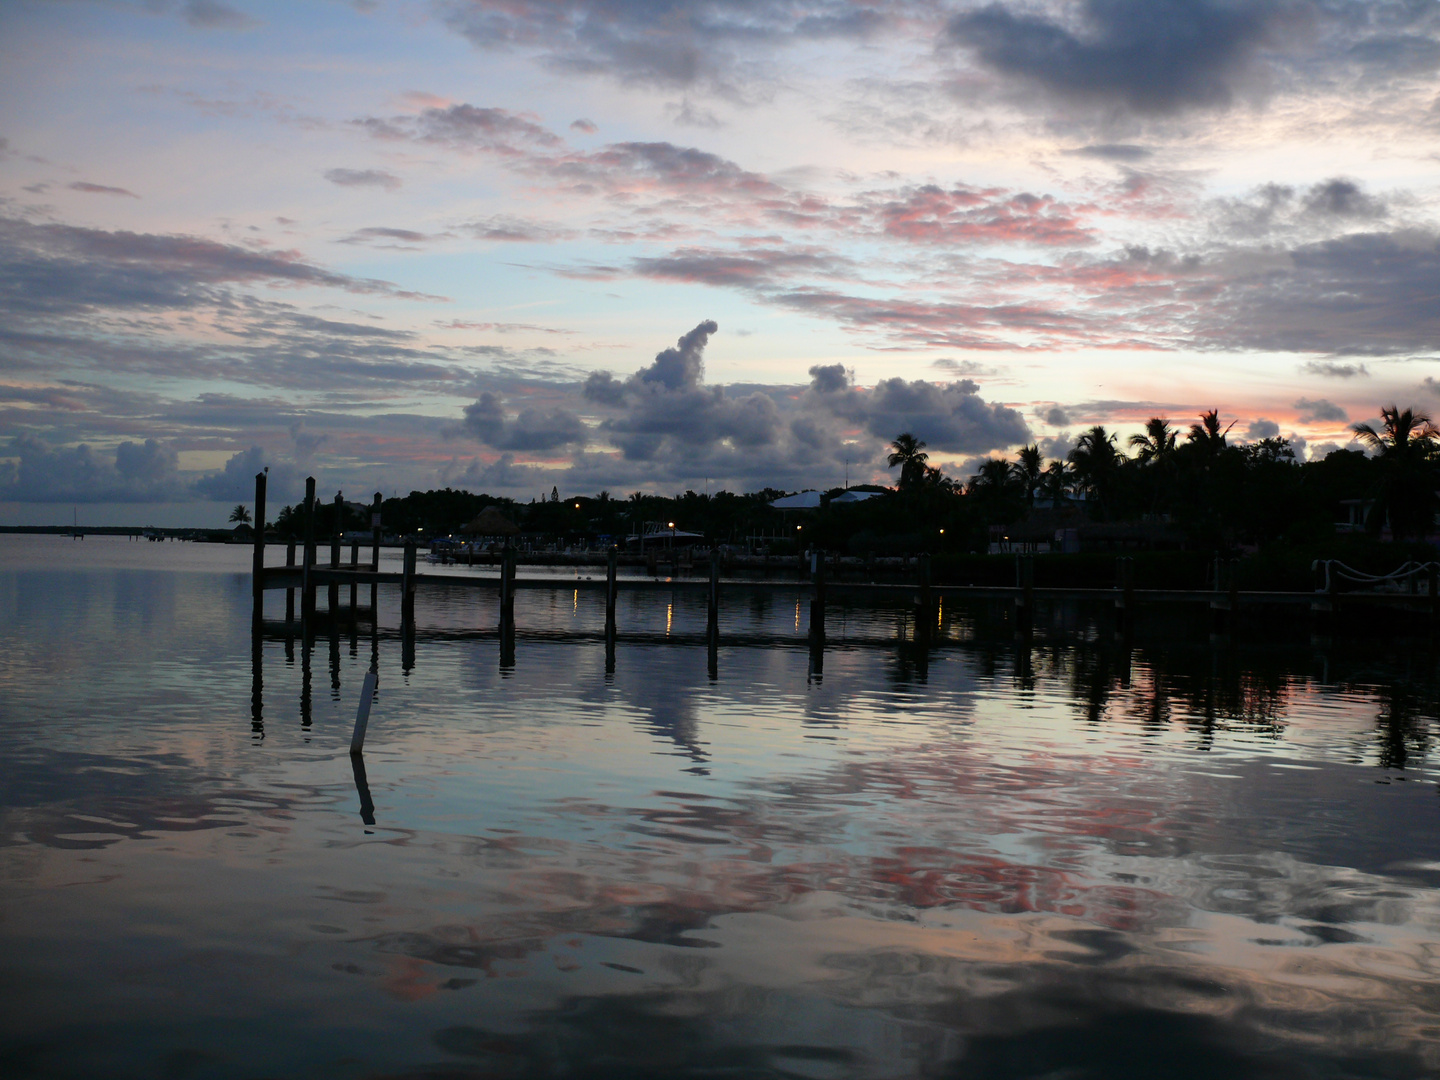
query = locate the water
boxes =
[2,534,1439,1078]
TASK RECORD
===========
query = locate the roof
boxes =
[832,489,882,504]
[460,507,519,536]
[770,491,822,509]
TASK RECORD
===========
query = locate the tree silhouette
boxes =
[1129,417,1176,463]
[887,433,930,491]
[228,504,251,525]
[1013,444,1044,507]
[1352,405,1439,541]
[1067,426,1120,516]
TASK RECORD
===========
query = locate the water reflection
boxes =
[3,541,1440,1078]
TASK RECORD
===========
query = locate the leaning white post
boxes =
[350,669,378,755]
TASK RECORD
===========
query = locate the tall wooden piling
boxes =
[285,540,296,628]
[301,476,317,622]
[370,492,382,617]
[499,542,517,668]
[328,492,343,616]
[708,553,721,639]
[251,471,266,613]
[349,541,359,620]
[808,548,826,647]
[605,546,618,637]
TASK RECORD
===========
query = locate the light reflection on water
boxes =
[2,535,1440,1078]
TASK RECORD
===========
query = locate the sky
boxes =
[2,0,1440,525]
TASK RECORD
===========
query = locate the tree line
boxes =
[259,404,1437,558]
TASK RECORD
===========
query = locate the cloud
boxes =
[433,0,893,91]
[1301,360,1368,378]
[0,434,183,503]
[946,0,1300,115]
[0,214,438,318]
[1245,418,1280,439]
[1065,144,1154,161]
[1302,178,1387,219]
[570,118,598,134]
[464,216,573,242]
[1294,397,1348,423]
[68,181,140,198]
[1201,230,1440,354]
[191,446,302,501]
[809,372,1032,455]
[354,103,561,153]
[457,391,588,451]
[323,167,402,190]
[337,226,447,246]
[871,184,1094,246]
[181,1,258,30]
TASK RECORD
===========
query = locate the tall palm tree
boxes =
[1013,444,1044,507]
[887,433,930,491]
[1129,417,1176,464]
[228,504,251,524]
[1187,409,1234,459]
[1068,426,1120,514]
[1352,405,1439,540]
[1041,459,1070,505]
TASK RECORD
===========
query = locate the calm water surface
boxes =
[2,534,1439,1078]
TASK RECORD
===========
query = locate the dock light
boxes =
[668,521,675,528]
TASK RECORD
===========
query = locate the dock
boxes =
[248,473,1440,673]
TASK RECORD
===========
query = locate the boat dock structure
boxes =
[248,473,1440,671]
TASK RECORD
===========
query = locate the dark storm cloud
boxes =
[0,215,434,317]
[1302,178,1387,219]
[945,0,1299,115]
[323,167,402,190]
[458,391,588,451]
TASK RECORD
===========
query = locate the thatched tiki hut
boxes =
[460,507,519,540]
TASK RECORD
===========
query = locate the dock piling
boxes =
[301,476,317,623]
[328,492,343,616]
[251,471,266,618]
[284,540,296,630]
[349,542,359,620]
[370,492,382,617]
[350,669,378,755]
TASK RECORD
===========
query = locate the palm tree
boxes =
[887,433,930,491]
[1352,405,1439,540]
[1187,409,1234,459]
[1129,417,1176,464]
[1067,426,1120,515]
[1013,444,1044,507]
[1041,459,1070,505]
[228,504,251,524]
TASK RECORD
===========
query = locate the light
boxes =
[575,503,580,509]
[939,528,945,535]
[796,525,802,531]
[668,521,675,528]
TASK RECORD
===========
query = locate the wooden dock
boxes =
[249,473,1440,665]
